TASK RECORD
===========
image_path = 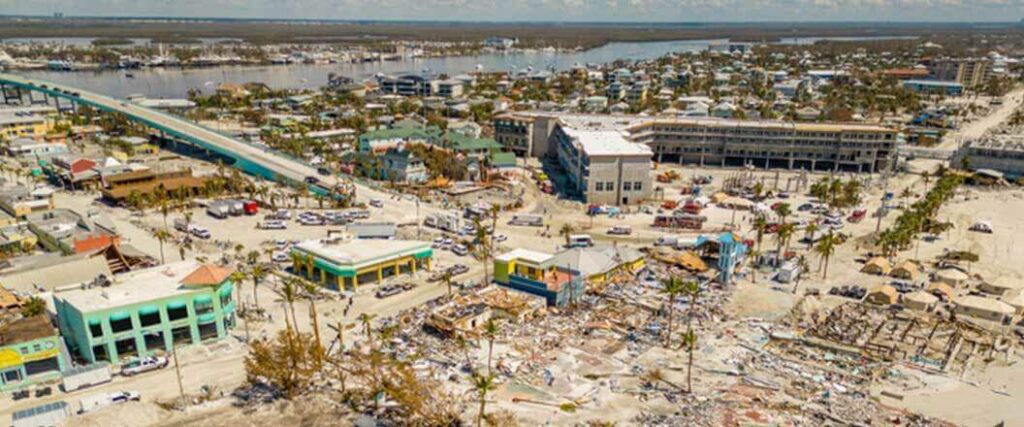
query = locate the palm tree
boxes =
[357,312,377,346]
[746,248,761,283]
[753,215,768,251]
[680,327,697,393]
[441,269,454,298]
[472,219,493,286]
[815,231,839,279]
[775,203,792,224]
[482,318,500,374]
[803,222,819,250]
[250,264,266,309]
[659,277,686,347]
[21,296,46,318]
[558,223,576,248]
[230,271,250,343]
[278,278,300,333]
[471,372,497,427]
[778,223,796,255]
[300,279,325,365]
[793,255,810,294]
[151,228,171,264]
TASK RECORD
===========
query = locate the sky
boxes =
[1,0,1023,22]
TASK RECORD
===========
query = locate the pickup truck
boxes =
[120,356,167,377]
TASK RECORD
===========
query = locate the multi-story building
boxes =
[493,113,559,157]
[930,59,991,88]
[953,136,1024,178]
[377,74,434,97]
[497,112,899,175]
[552,125,653,205]
[53,262,236,364]
[0,315,67,391]
[0,106,55,140]
[5,138,66,158]
[431,80,464,98]
[631,119,897,173]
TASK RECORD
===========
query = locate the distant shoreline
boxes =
[0,18,1018,50]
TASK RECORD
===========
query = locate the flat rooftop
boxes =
[496,248,554,265]
[56,260,215,313]
[511,110,896,134]
[562,127,653,157]
[294,238,430,268]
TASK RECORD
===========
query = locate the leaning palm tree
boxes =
[151,228,172,264]
[659,277,686,348]
[815,231,839,279]
[803,222,819,250]
[471,372,497,427]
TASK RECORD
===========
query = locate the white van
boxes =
[190,226,211,239]
[607,225,632,235]
[509,214,543,227]
[567,234,594,248]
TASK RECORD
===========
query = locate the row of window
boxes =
[594,181,644,192]
[87,297,228,339]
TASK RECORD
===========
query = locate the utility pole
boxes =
[172,347,186,408]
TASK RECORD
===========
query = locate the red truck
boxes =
[847,209,867,223]
[243,200,259,215]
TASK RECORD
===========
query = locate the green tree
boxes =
[471,372,497,427]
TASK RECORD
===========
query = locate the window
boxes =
[139,311,162,328]
[220,293,231,310]
[623,182,632,191]
[167,305,189,322]
[89,322,104,338]
[605,182,615,192]
[3,369,23,383]
[195,301,214,316]
[110,317,133,334]
[595,182,604,191]
[634,182,643,191]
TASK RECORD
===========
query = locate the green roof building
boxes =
[53,261,237,365]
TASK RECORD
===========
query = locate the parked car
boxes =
[375,284,405,298]
[258,220,287,230]
[191,226,211,239]
[452,244,469,256]
[369,199,384,208]
[271,252,289,263]
[120,356,167,377]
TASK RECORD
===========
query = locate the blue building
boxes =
[902,80,964,96]
[696,233,749,284]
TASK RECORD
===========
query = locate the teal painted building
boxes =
[53,262,236,365]
[290,238,433,291]
[0,315,68,391]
